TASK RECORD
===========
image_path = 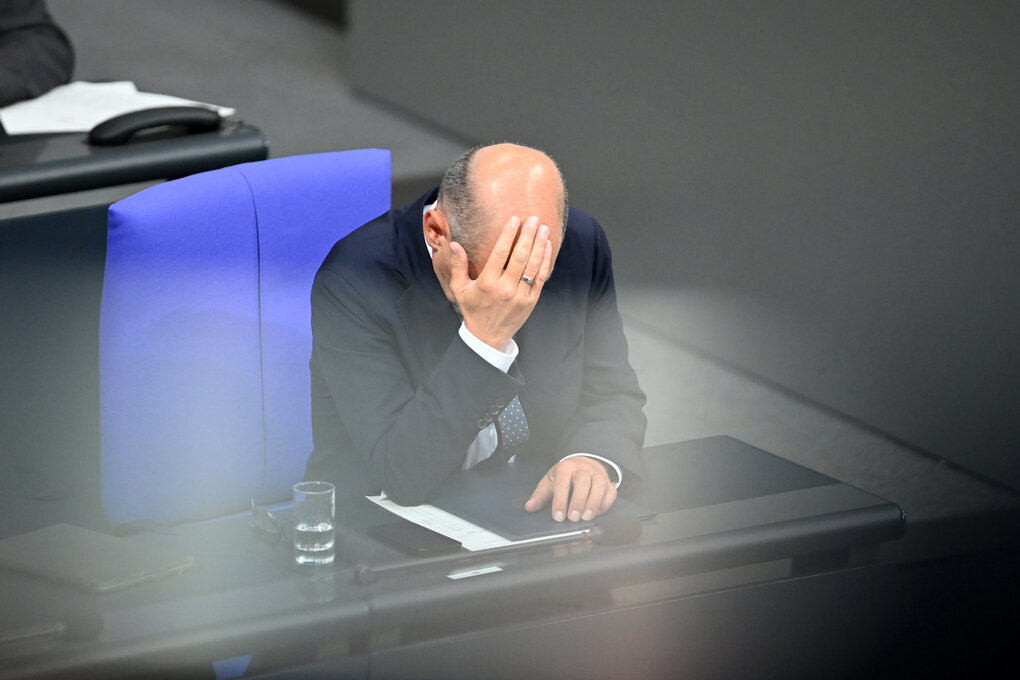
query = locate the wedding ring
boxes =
[521,275,536,285]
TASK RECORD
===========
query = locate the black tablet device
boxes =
[367,522,463,557]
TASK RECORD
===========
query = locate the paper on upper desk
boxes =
[366,494,585,552]
[0,81,237,135]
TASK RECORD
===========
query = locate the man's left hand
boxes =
[524,456,617,522]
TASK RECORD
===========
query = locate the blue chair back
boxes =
[100,150,391,526]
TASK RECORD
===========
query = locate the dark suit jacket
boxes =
[0,0,75,108]
[306,188,646,505]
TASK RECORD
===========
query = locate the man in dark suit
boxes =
[0,0,74,108]
[307,143,646,523]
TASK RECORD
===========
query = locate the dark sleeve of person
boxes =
[309,261,526,506]
[0,0,75,108]
[556,219,647,488]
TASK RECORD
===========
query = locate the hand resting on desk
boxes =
[525,456,617,522]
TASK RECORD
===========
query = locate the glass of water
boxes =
[292,481,335,565]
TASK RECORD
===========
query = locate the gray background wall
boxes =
[345,0,1019,490]
[0,5,1015,669]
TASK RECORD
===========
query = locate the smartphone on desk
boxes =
[367,522,463,558]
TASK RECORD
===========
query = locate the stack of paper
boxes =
[0,81,236,135]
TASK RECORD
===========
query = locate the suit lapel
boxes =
[396,271,460,377]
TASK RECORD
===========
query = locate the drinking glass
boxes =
[292,481,335,565]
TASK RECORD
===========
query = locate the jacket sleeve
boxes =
[556,220,647,488]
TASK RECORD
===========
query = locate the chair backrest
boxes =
[99,150,391,526]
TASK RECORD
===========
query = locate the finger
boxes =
[519,223,550,289]
[529,237,554,296]
[482,216,522,278]
[524,475,552,513]
[599,484,618,514]
[447,241,471,291]
[566,469,592,522]
[502,216,539,282]
[549,468,573,522]
[580,474,610,521]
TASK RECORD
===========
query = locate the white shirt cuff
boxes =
[459,322,518,373]
[560,453,623,488]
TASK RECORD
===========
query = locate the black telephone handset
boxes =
[88,106,221,146]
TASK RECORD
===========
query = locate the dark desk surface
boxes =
[0,121,268,203]
[0,436,905,679]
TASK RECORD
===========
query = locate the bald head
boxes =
[438,143,568,264]
[471,143,565,226]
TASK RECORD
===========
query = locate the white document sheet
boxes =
[366,493,585,551]
[0,81,236,135]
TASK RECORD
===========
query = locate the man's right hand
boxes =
[448,215,554,350]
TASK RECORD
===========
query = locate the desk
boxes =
[0,121,268,203]
[0,437,905,679]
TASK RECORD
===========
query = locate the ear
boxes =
[423,208,450,250]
